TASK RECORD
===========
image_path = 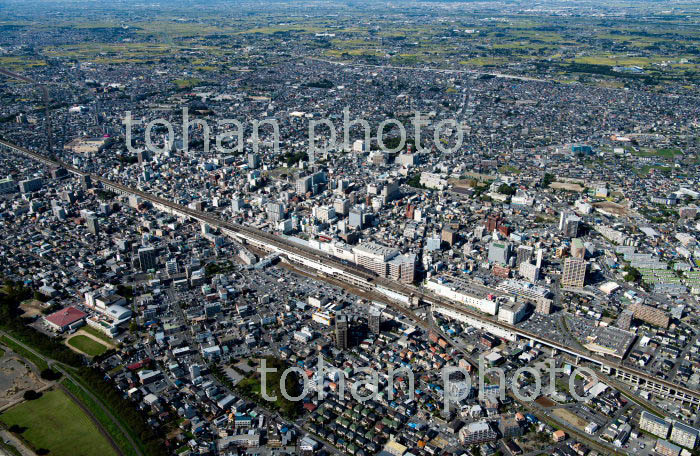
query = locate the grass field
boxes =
[631,148,682,159]
[81,325,115,345]
[0,389,117,456]
[61,378,138,456]
[173,77,203,89]
[66,335,108,357]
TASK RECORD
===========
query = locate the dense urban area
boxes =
[0,1,699,456]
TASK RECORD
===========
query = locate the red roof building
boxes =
[44,306,87,332]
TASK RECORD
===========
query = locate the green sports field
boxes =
[66,335,109,357]
[0,389,117,456]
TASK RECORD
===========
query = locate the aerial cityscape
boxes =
[0,1,699,456]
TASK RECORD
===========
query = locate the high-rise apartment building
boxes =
[559,210,581,238]
[639,411,671,438]
[561,257,586,288]
[335,314,348,349]
[138,247,158,272]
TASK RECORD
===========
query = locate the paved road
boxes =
[0,429,34,456]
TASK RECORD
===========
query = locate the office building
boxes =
[165,258,179,276]
[561,257,586,288]
[333,198,350,216]
[488,241,511,265]
[639,411,671,438]
[81,174,92,190]
[266,202,285,223]
[516,245,533,266]
[388,253,416,284]
[137,149,150,165]
[519,261,540,283]
[86,216,99,236]
[380,180,400,203]
[138,247,158,272]
[315,205,336,223]
[296,175,312,195]
[441,227,456,246]
[0,176,17,194]
[348,206,364,229]
[617,308,634,331]
[19,177,43,193]
[247,152,261,169]
[189,364,201,382]
[571,237,586,259]
[335,314,348,349]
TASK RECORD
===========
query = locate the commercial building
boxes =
[352,242,415,283]
[353,242,398,275]
[19,177,43,193]
[629,303,670,329]
[498,301,529,325]
[425,277,499,315]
